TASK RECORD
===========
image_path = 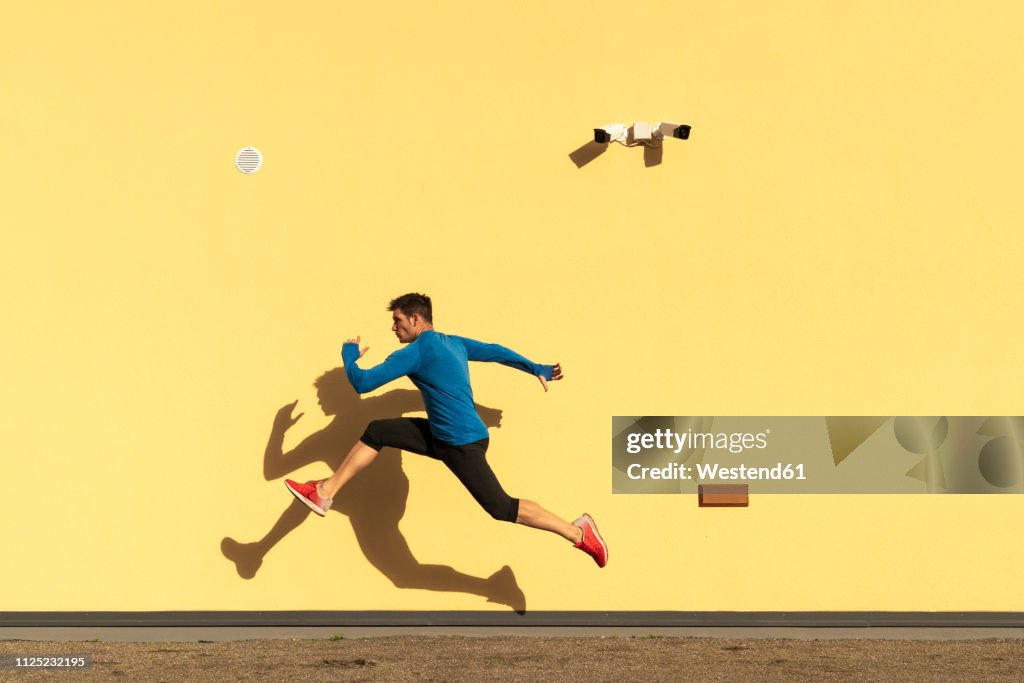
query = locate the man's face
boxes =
[392,309,417,343]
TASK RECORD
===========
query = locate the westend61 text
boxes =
[627,462,807,481]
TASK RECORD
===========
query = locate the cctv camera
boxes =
[656,122,691,140]
[594,124,627,144]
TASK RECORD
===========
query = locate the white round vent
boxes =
[235,147,263,174]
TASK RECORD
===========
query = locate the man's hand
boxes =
[273,400,304,431]
[537,363,564,392]
[345,335,370,360]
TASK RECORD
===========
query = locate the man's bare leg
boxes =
[317,440,381,499]
[515,499,583,544]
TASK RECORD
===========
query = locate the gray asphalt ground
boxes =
[4,626,1024,641]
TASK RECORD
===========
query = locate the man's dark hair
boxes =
[388,292,433,323]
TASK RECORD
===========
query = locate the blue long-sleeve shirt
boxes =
[342,329,554,445]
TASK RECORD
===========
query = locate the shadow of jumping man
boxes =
[220,367,526,613]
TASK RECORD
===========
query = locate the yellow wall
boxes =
[2,1,1023,612]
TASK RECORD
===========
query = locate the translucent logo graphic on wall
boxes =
[612,417,1024,494]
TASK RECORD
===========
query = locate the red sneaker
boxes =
[573,513,608,568]
[284,479,333,517]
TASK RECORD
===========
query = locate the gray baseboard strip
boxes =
[2,612,1023,628]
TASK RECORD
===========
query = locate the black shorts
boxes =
[360,417,519,523]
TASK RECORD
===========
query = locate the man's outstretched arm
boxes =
[342,337,420,394]
[452,335,563,391]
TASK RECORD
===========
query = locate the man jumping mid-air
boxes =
[285,292,608,567]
